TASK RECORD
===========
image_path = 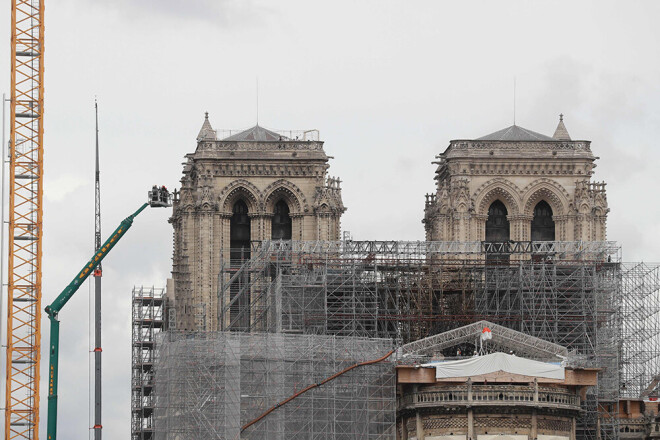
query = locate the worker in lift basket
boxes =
[159,185,169,204]
[151,185,160,204]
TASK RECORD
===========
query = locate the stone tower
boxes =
[169,114,345,331]
[423,116,608,243]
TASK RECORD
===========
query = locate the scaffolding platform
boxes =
[129,240,660,440]
[132,286,167,440]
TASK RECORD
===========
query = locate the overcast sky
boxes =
[1,0,660,438]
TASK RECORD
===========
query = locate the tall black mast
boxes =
[93,99,103,440]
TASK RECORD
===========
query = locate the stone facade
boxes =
[169,115,345,331]
[423,117,609,243]
[397,381,583,440]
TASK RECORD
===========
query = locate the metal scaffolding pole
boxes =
[133,240,660,440]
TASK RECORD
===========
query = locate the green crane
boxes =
[45,187,171,440]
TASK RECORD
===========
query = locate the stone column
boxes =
[415,411,425,440]
[564,213,577,242]
[219,212,233,331]
[571,417,576,440]
[413,385,424,439]
[509,214,533,242]
[473,214,488,242]
[262,214,274,241]
[291,213,304,240]
[249,213,268,242]
[574,214,585,241]
[532,379,539,440]
[594,215,607,241]
[400,417,408,440]
[456,212,471,241]
[507,214,531,263]
[467,379,474,440]
[553,215,569,241]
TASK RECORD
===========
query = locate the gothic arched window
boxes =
[531,200,555,241]
[230,200,251,261]
[229,199,251,329]
[485,200,510,242]
[272,200,292,240]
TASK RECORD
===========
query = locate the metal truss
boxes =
[5,1,44,439]
[255,240,621,262]
[396,320,568,361]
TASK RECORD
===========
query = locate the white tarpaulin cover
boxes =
[423,352,564,380]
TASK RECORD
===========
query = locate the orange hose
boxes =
[241,349,394,432]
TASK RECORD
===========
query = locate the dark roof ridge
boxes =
[222,124,287,142]
[476,124,556,142]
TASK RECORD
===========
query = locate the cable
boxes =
[241,349,394,433]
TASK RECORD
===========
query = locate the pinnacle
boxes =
[197,112,216,141]
[552,114,571,141]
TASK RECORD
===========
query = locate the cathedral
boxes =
[169,114,345,331]
[423,115,608,244]
[167,113,610,332]
[131,113,660,440]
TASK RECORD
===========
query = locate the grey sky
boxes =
[1,0,659,437]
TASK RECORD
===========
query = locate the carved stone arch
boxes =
[594,193,608,209]
[522,179,570,216]
[579,202,591,214]
[473,179,521,216]
[218,179,261,213]
[263,179,308,214]
[316,202,331,214]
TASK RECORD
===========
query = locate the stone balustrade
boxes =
[399,385,580,412]
[620,418,650,439]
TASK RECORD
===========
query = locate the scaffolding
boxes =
[212,240,652,440]
[619,263,660,399]
[133,241,660,440]
[218,241,621,343]
[152,332,396,440]
[132,286,166,440]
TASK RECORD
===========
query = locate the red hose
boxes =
[241,349,394,432]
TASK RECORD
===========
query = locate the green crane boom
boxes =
[45,185,171,440]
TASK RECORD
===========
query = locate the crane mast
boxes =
[5,1,44,440]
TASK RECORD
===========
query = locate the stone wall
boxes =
[169,119,345,331]
[424,136,608,243]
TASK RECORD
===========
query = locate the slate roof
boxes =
[222,124,286,142]
[476,125,556,142]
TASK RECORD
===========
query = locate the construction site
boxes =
[131,240,660,440]
[3,1,660,440]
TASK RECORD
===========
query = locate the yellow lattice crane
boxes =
[5,1,44,439]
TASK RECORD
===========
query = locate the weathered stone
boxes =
[169,117,345,331]
[424,117,608,243]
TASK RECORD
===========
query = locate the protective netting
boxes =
[153,332,396,440]
[132,241,660,440]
